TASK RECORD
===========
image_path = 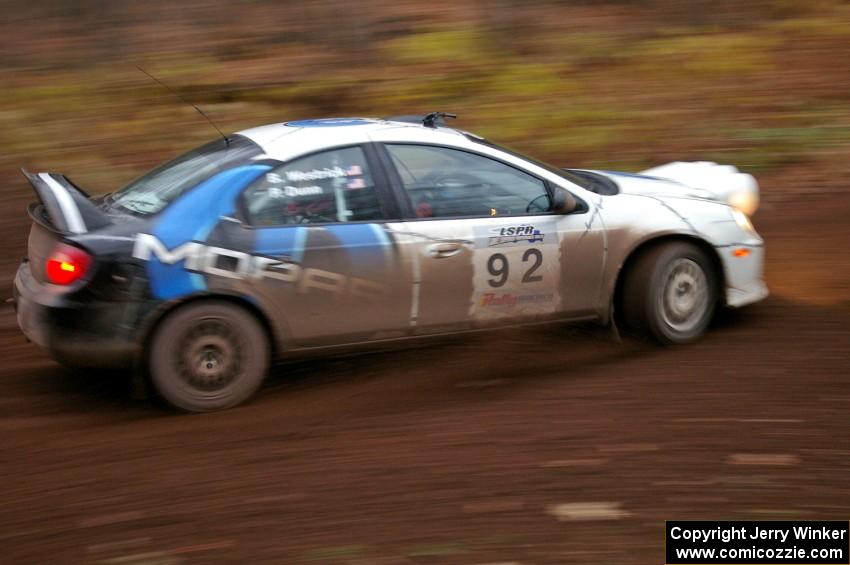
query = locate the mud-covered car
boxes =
[13,114,767,411]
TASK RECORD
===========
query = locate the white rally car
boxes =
[14,113,767,411]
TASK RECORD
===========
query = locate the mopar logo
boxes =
[133,234,284,281]
[132,234,384,297]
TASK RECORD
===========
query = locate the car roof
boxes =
[235,117,593,196]
[237,117,473,162]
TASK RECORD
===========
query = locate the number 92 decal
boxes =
[487,248,543,287]
[470,220,560,317]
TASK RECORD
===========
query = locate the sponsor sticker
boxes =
[486,224,546,248]
[132,233,387,298]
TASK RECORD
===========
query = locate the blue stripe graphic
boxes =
[252,223,392,273]
[325,224,391,270]
[147,164,271,299]
[254,225,307,262]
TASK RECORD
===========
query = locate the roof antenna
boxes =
[423,112,457,129]
[135,65,230,146]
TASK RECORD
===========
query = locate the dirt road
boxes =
[0,185,848,563]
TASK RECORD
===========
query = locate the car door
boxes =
[380,142,594,333]
[236,144,413,346]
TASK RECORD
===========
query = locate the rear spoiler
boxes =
[22,169,112,234]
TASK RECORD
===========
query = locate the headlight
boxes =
[729,190,759,216]
[731,207,755,233]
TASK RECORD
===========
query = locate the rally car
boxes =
[13,114,767,411]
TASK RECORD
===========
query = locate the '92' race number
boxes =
[487,248,543,287]
[471,220,560,319]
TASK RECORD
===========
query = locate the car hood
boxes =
[590,161,760,216]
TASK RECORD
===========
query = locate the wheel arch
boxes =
[611,234,726,324]
[136,293,281,367]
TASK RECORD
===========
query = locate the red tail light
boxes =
[45,243,92,285]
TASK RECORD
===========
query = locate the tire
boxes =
[148,301,270,412]
[621,242,718,345]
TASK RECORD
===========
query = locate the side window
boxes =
[386,144,550,218]
[243,146,383,225]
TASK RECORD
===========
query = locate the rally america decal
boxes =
[470,218,561,320]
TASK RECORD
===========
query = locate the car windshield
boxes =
[109,134,263,215]
[465,135,595,191]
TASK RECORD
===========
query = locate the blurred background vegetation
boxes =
[1,0,850,199]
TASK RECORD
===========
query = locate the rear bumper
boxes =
[13,262,139,368]
[717,243,769,308]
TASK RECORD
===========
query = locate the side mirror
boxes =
[551,188,578,214]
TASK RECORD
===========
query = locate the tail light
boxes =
[45,243,92,285]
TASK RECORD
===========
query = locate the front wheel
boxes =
[148,301,270,412]
[621,242,718,344]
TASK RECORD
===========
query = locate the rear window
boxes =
[109,134,263,215]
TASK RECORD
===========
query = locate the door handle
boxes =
[426,242,464,258]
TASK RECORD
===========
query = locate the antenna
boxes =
[135,65,230,146]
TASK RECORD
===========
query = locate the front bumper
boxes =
[717,243,769,308]
[14,262,140,368]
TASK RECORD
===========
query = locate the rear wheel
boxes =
[621,242,718,344]
[148,301,270,412]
